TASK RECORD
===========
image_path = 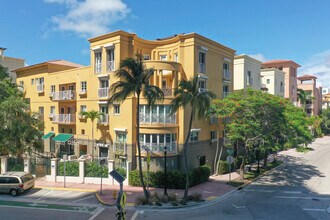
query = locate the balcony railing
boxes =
[141,142,177,154]
[98,114,109,125]
[98,87,109,99]
[223,92,230,98]
[36,84,44,93]
[95,62,102,74]
[199,63,206,74]
[139,113,176,125]
[162,88,172,97]
[52,114,76,124]
[198,88,208,93]
[223,69,231,80]
[107,60,115,72]
[50,90,76,101]
[113,142,127,155]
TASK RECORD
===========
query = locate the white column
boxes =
[79,159,85,183]
[108,160,114,185]
[24,158,31,173]
[0,156,8,174]
[50,158,59,182]
[124,161,132,186]
[159,70,163,89]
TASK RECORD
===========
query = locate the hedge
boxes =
[57,161,79,176]
[85,161,108,178]
[129,165,211,189]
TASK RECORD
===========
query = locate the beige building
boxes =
[297,75,322,116]
[263,60,300,104]
[0,47,25,82]
[15,30,236,172]
[260,68,285,97]
[233,55,262,91]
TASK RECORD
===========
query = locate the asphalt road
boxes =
[134,136,330,220]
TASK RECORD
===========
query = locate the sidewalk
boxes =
[35,172,239,207]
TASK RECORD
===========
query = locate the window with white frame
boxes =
[36,77,44,85]
[50,106,55,115]
[266,79,270,84]
[160,55,167,61]
[210,131,217,140]
[223,85,229,98]
[190,132,199,142]
[50,85,56,93]
[223,62,230,80]
[107,48,115,72]
[114,104,120,115]
[199,52,206,73]
[95,52,102,73]
[198,80,207,92]
[143,54,150,60]
[81,81,87,93]
[31,79,34,85]
[80,105,87,113]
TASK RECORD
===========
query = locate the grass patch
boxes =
[296,147,313,153]
[226,180,245,187]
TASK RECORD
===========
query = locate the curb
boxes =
[94,192,115,206]
[34,186,97,193]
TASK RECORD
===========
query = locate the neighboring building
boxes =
[322,87,329,95]
[260,68,285,97]
[0,47,25,82]
[297,75,322,116]
[322,93,330,110]
[262,60,300,104]
[15,30,236,172]
[233,55,262,91]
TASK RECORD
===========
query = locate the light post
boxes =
[163,146,168,196]
[100,159,106,195]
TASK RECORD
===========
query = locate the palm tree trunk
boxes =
[92,119,94,160]
[214,131,220,175]
[183,108,194,201]
[136,93,149,201]
[216,138,224,175]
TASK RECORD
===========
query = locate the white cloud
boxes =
[44,0,130,37]
[248,53,267,62]
[300,50,330,88]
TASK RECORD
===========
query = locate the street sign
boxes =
[110,170,125,183]
[120,192,126,209]
[226,156,234,164]
[226,149,234,156]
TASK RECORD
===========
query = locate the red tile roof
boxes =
[14,60,83,72]
[263,60,301,67]
[297,74,317,80]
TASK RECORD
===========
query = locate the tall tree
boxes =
[80,110,102,159]
[170,76,216,201]
[109,54,164,202]
[297,88,313,113]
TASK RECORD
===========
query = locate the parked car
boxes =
[0,172,35,196]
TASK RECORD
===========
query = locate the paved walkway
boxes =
[35,172,239,206]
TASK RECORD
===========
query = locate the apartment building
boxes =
[0,47,25,82]
[262,60,300,104]
[233,55,262,91]
[15,30,235,172]
[260,68,285,97]
[297,75,322,116]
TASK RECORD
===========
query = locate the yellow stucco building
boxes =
[15,30,235,172]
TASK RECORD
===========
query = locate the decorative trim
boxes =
[97,101,108,104]
[198,74,208,80]
[114,128,127,132]
[190,128,201,132]
[91,46,102,52]
[224,57,232,63]
[104,43,114,49]
[199,46,208,52]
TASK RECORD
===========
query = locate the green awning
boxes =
[52,133,74,143]
[42,132,55,140]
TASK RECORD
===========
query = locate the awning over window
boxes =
[52,133,74,143]
[42,132,55,140]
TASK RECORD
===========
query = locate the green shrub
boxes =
[187,192,203,202]
[218,160,229,174]
[115,167,127,178]
[58,161,79,176]
[234,156,244,169]
[85,161,108,177]
[9,164,24,172]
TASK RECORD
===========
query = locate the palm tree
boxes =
[80,110,102,159]
[297,89,314,113]
[170,76,216,201]
[109,54,164,202]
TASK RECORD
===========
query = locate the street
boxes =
[134,136,330,220]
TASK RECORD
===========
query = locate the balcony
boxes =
[199,63,206,74]
[113,142,127,156]
[162,88,172,97]
[36,84,44,93]
[141,142,177,154]
[198,88,207,93]
[139,113,176,125]
[107,60,115,72]
[223,92,230,98]
[50,90,76,101]
[52,114,76,124]
[223,69,231,81]
[95,63,102,74]
[98,114,109,125]
[98,88,109,99]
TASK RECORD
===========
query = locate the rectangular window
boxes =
[61,128,65,133]
[81,129,85,135]
[174,53,178,62]
[95,52,102,73]
[210,131,217,140]
[36,77,44,85]
[266,79,270,84]
[69,129,73,134]
[81,81,87,92]
[143,54,150,60]
[80,105,87,113]
[190,132,199,142]
[247,71,252,85]
[100,105,109,114]
[31,79,34,85]
[223,63,230,80]
[50,106,55,114]
[50,85,56,93]
[160,55,167,61]
[19,81,24,91]
[107,49,115,72]
[198,80,207,92]
[223,85,229,98]
[199,52,206,73]
[114,104,120,115]
[51,127,54,132]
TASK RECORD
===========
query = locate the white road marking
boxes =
[0,205,92,213]
[73,195,95,203]
[232,204,246,209]
[35,190,53,201]
[53,192,86,202]
[244,189,274,193]
[275,196,330,200]
[131,211,139,220]
[47,190,72,198]
[88,207,104,220]
[283,191,302,194]
[303,208,325,212]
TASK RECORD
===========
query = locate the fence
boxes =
[8,157,24,172]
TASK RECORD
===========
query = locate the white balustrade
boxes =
[52,114,76,124]
[51,90,76,101]
[98,88,109,99]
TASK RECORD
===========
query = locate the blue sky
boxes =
[1,0,330,87]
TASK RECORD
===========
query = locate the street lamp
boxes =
[163,145,168,196]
